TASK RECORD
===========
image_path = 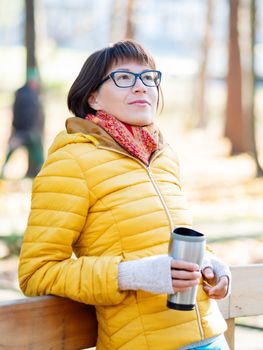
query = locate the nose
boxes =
[132,76,147,93]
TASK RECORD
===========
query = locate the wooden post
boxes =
[225,318,235,350]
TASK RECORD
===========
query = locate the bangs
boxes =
[103,41,156,71]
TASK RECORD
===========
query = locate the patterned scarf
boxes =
[85,110,159,165]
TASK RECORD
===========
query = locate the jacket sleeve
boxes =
[18,147,126,306]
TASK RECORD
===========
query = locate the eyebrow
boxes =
[113,68,131,71]
[112,68,152,72]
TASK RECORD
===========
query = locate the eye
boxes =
[142,72,156,82]
[143,73,155,81]
[115,73,132,81]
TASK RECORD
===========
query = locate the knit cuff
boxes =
[118,255,174,295]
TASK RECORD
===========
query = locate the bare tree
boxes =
[25,0,37,76]
[109,0,120,42]
[239,0,263,175]
[110,0,128,42]
[195,0,214,128]
[110,0,136,42]
[125,0,136,39]
[225,0,262,173]
[250,0,263,175]
[225,0,247,154]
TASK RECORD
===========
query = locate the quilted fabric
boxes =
[19,118,227,349]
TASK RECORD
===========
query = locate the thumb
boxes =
[202,267,215,280]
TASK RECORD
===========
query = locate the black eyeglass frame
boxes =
[97,69,162,88]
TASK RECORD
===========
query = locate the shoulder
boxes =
[159,144,180,168]
[33,144,90,199]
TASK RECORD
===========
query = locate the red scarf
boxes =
[85,110,159,165]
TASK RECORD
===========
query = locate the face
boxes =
[88,61,159,126]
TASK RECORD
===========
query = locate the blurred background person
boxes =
[1,68,44,179]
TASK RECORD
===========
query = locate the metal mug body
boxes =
[167,227,206,311]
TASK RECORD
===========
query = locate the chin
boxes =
[131,115,153,126]
[116,112,154,126]
[138,119,153,126]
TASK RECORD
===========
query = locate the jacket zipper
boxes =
[195,303,205,340]
[148,153,204,340]
[97,145,174,230]
[147,154,174,233]
[97,144,205,340]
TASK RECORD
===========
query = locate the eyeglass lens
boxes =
[112,71,160,87]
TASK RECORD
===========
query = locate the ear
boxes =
[88,92,102,111]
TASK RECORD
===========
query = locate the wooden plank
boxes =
[1,264,263,349]
[229,264,263,318]
[0,296,97,350]
[224,318,235,350]
[217,264,263,318]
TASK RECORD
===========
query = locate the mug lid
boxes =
[172,227,205,242]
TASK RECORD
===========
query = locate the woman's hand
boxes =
[171,260,201,293]
[118,254,230,297]
[202,267,229,299]
[118,255,201,295]
[201,252,231,299]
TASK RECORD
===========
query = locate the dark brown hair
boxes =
[67,40,161,118]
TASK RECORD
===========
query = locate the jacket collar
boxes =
[65,117,166,160]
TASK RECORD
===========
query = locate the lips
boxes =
[128,100,151,105]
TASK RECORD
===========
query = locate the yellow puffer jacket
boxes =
[19,118,227,350]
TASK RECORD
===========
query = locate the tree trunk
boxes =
[25,0,37,77]
[125,0,136,39]
[196,0,214,128]
[225,0,247,154]
[110,0,128,43]
[109,0,136,42]
[247,0,263,175]
[238,0,263,175]
[109,0,120,42]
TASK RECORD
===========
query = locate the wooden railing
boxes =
[0,264,262,350]
[218,264,263,349]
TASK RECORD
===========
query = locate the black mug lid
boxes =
[172,227,205,242]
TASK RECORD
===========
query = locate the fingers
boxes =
[171,269,201,280]
[171,260,201,293]
[171,260,199,272]
[171,260,230,298]
[172,276,200,292]
[203,276,229,299]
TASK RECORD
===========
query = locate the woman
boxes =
[19,40,230,350]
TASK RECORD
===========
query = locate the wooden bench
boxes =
[0,264,262,350]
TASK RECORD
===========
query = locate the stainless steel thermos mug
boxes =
[167,227,206,311]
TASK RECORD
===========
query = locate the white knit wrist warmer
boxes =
[118,255,174,295]
[201,251,232,298]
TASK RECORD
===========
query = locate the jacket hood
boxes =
[48,117,165,156]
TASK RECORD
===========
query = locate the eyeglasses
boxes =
[98,70,162,88]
